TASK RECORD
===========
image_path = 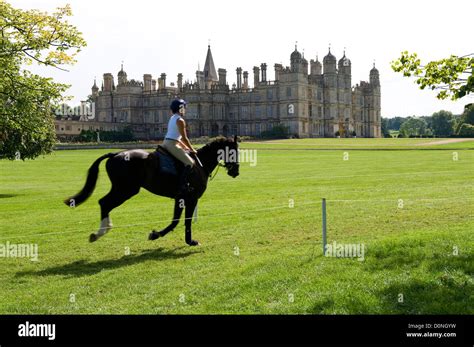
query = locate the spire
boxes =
[203,45,218,81]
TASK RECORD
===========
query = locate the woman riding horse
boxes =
[161,99,196,197]
[64,102,239,246]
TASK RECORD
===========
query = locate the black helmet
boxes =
[170,99,187,113]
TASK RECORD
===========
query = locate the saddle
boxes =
[150,145,184,176]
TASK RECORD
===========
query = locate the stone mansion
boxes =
[55,45,381,139]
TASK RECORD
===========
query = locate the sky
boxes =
[9,0,474,118]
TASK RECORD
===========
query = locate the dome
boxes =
[291,48,302,60]
[91,79,99,91]
[323,50,336,64]
[370,63,379,75]
[118,63,127,77]
[338,53,351,67]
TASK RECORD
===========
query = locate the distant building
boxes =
[56,45,381,139]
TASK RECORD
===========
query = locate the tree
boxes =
[399,117,428,137]
[458,123,474,137]
[460,104,474,125]
[381,117,391,137]
[431,110,454,136]
[391,51,473,100]
[0,2,86,160]
[387,116,407,131]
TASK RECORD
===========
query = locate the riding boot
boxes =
[178,165,194,197]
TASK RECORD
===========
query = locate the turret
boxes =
[323,48,337,74]
[370,63,380,87]
[117,64,127,86]
[290,45,304,73]
[91,78,99,97]
[310,56,322,75]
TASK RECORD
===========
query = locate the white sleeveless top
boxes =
[165,114,183,141]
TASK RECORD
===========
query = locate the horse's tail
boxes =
[63,152,117,207]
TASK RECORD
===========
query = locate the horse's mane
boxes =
[197,136,233,154]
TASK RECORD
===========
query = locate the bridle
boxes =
[209,161,226,181]
[190,144,238,181]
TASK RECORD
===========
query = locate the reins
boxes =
[209,161,225,181]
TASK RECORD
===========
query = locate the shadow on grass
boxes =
[369,249,473,314]
[0,194,19,199]
[308,246,473,314]
[16,246,201,278]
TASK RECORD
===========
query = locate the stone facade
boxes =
[86,45,381,139]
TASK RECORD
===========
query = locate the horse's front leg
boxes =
[184,198,199,246]
[148,198,183,241]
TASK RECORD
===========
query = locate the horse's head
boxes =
[221,135,240,178]
[200,135,240,178]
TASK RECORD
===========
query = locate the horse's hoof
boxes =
[148,230,160,241]
[187,240,200,246]
[89,233,97,243]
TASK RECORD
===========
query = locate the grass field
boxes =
[0,138,473,314]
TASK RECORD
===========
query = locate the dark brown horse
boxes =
[64,136,239,246]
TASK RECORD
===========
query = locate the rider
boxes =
[162,99,197,196]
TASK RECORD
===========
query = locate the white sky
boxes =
[9,0,474,117]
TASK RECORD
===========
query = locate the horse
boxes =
[64,136,240,246]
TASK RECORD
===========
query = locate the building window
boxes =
[286,87,292,97]
[267,89,273,99]
[66,125,71,131]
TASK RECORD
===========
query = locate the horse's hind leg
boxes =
[90,187,138,242]
[149,198,183,241]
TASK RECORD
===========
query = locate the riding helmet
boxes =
[170,99,187,113]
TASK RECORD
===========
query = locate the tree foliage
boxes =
[391,51,473,100]
[431,110,454,136]
[399,117,428,137]
[381,118,391,137]
[0,2,86,160]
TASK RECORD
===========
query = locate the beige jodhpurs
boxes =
[162,139,195,167]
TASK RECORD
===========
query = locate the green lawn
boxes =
[0,139,473,314]
[244,137,474,150]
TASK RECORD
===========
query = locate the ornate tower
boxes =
[203,45,218,89]
[117,63,127,86]
[289,45,309,75]
[338,51,352,136]
[323,48,337,136]
[369,63,381,137]
[91,78,99,98]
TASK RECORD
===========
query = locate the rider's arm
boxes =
[177,118,196,153]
